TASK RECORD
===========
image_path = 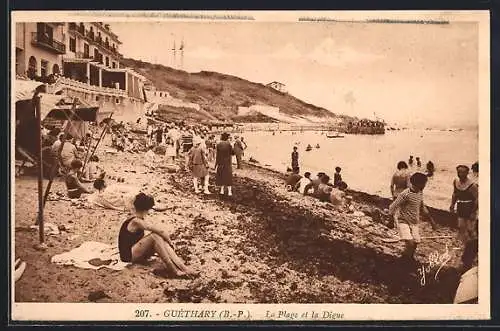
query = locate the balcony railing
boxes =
[75,51,93,59]
[47,76,128,97]
[31,32,66,54]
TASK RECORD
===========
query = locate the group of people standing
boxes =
[389,159,479,272]
[186,132,248,196]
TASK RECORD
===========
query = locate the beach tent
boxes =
[15,80,109,153]
[15,79,112,244]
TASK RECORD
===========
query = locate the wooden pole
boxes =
[83,112,113,171]
[34,91,44,243]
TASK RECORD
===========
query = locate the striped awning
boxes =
[14,80,45,102]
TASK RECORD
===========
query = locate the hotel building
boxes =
[15,22,147,116]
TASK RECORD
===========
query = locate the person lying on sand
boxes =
[89,178,169,212]
[118,193,198,279]
[65,159,92,199]
[89,178,128,211]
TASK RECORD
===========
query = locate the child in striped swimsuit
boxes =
[389,172,437,263]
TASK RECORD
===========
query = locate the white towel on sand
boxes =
[51,241,130,271]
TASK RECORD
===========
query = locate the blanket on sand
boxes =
[51,241,130,271]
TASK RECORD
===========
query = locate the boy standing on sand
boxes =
[291,146,299,173]
[333,167,343,187]
[389,172,437,264]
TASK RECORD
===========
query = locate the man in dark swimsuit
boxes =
[333,167,343,187]
[291,146,299,173]
[118,193,197,278]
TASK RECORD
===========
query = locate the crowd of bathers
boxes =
[284,166,349,206]
[33,124,482,302]
[41,124,251,279]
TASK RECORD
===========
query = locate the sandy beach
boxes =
[14,138,465,304]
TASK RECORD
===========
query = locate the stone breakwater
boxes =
[14,150,462,304]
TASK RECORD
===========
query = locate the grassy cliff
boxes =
[122,58,352,123]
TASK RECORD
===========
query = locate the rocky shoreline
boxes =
[14,147,463,304]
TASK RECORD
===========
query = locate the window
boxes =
[69,37,76,52]
[115,98,120,104]
[37,23,53,42]
[94,48,99,60]
[40,60,48,78]
[28,56,37,79]
[15,49,20,74]
[112,61,116,69]
[83,43,90,58]
[95,95,100,101]
[52,64,60,75]
[105,56,109,67]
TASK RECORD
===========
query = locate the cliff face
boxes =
[121,58,353,123]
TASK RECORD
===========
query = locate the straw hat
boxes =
[193,136,203,146]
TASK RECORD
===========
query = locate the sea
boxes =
[241,129,478,210]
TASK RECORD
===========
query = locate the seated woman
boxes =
[285,168,302,192]
[81,155,105,182]
[65,159,92,199]
[329,181,348,205]
[316,175,333,202]
[297,172,312,194]
[303,172,325,196]
[118,193,198,278]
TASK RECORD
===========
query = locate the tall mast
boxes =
[172,40,176,68]
[179,38,184,69]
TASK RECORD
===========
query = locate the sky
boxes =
[112,21,478,128]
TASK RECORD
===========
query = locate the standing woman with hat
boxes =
[187,136,210,194]
[215,132,234,196]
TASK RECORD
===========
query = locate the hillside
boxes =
[121,58,352,123]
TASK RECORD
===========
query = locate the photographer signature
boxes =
[417,244,455,286]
